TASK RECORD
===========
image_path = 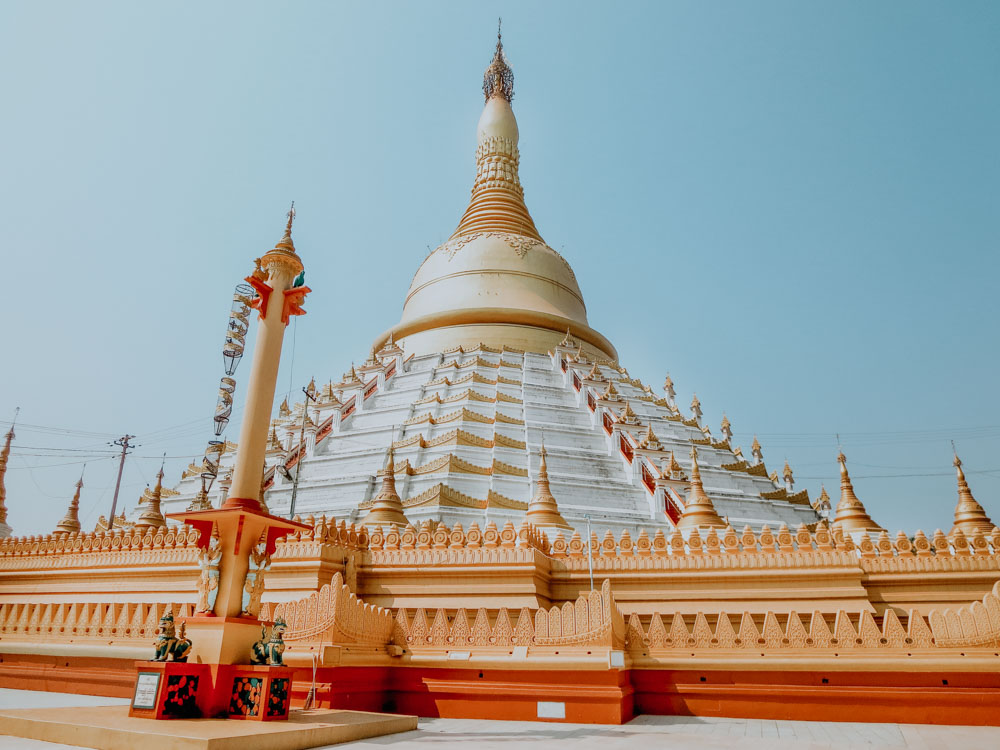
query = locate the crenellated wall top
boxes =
[545,521,1000,565]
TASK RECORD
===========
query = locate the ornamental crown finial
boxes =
[285,201,295,235]
[483,19,514,103]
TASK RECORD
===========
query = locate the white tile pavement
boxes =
[0,689,997,750]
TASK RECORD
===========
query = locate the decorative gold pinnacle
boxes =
[263,202,302,272]
[525,442,572,529]
[137,460,167,529]
[55,475,84,535]
[619,401,639,424]
[813,485,832,512]
[483,19,514,103]
[187,475,213,511]
[638,423,663,451]
[0,425,13,526]
[451,22,542,242]
[361,447,408,528]
[950,452,993,536]
[676,447,726,530]
[831,451,883,533]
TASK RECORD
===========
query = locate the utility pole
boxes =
[288,385,318,520]
[107,434,136,531]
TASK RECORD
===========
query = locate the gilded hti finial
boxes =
[950,449,993,536]
[268,201,300,262]
[483,18,514,103]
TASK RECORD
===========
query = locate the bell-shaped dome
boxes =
[377,33,616,361]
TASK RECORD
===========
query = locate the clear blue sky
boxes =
[1,1,997,536]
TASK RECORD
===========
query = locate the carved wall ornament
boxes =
[240,538,271,619]
[195,525,222,614]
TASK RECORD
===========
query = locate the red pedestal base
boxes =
[224,665,294,721]
[128,662,210,720]
[128,662,294,721]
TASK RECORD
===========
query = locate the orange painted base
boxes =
[5,656,1000,727]
[383,667,634,724]
[0,654,134,699]
[631,669,1000,727]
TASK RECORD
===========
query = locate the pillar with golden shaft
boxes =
[167,206,310,668]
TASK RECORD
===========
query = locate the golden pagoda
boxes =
[136,465,167,529]
[54,476,83,535]
[675,447,726,530]
[524,443,571,529]
[361,447,408,528]
[831,451,883,533]
[950,452,993,536]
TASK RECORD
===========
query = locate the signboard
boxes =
[132,671,161,710]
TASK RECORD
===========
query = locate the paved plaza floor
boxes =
[0,688,997,750]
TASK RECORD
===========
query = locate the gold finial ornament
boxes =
[525,442,572,529]
[783,460,794,491]
[0,423,13,526]
[361,447,408,528]
[831,451,883,533]
[55,475,84,535]
[813,485,832,512]
[483,19,514,103]
[137,458,167,528]
[950,452,993,536]
[638,423,664,451]
[187,475,213,511]
[619,401,639,425]
[676,447,726,530]
[261,201,302,274]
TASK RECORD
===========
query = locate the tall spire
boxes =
[831,451,883,533]
[676,447,726,530]
[950,452,993,536]
[361,446,408,528]
[451,24,541,241]
[0,421,14,528]
[55,474,84,535]
[525,442,572,529]
[137,457,167,528]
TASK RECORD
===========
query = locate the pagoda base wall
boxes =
[4,657,999,726]
[632,668,1000,726]
[0,652,136,699]
[382,666,634,725]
